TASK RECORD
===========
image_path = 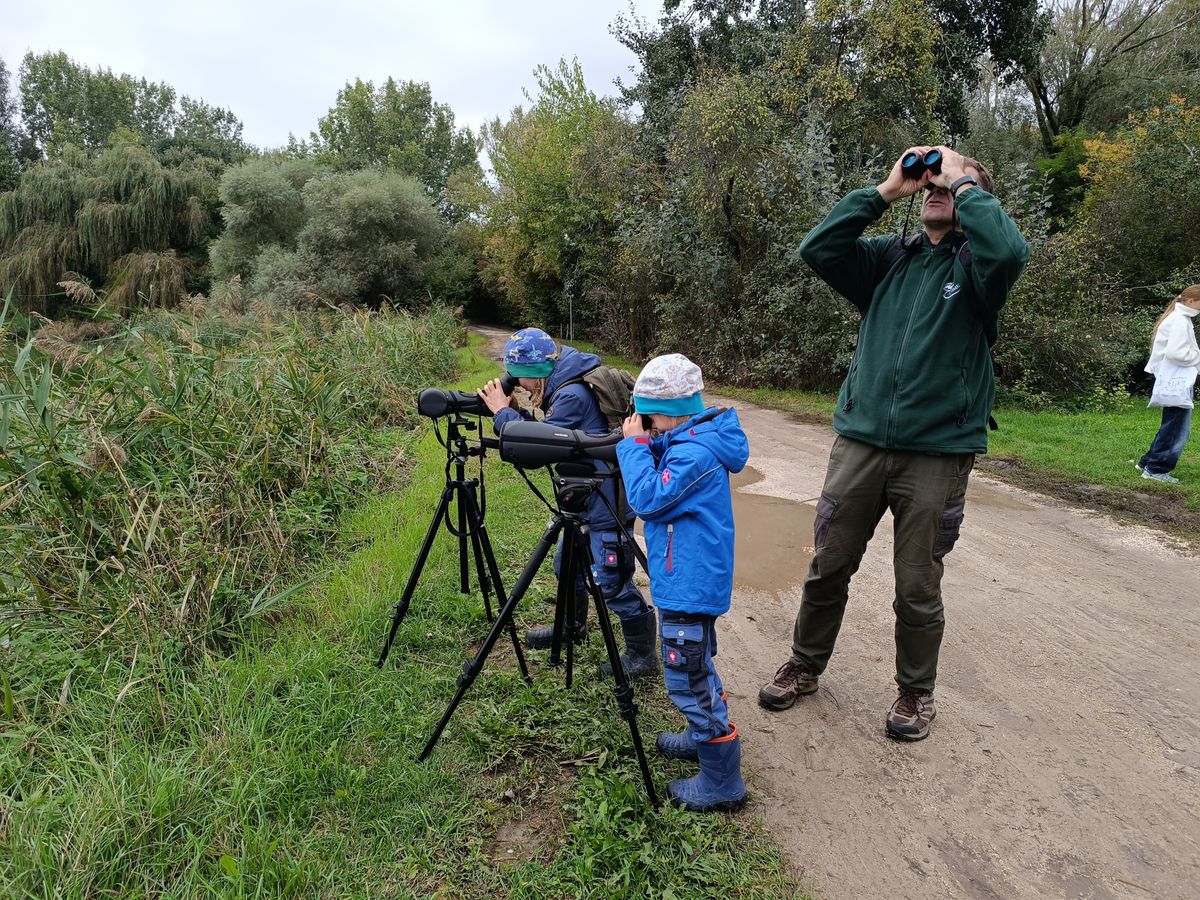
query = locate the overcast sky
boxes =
[2,0,665,152]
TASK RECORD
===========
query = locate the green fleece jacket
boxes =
[799,187,1030,453]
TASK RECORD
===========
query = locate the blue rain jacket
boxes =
[615,408,749,615]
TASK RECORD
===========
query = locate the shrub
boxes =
[209,156,320,282]
[297,169,443,306]
[212,167,446,310]
[994,229,1133,403]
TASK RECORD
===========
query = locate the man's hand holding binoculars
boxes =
[876,145,974,204]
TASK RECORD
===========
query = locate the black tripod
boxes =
[377,414,528,679]
[418,464,660,807]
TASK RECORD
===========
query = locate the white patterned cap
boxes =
[633,354,705,415]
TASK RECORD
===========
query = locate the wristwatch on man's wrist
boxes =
[950,175,978,197]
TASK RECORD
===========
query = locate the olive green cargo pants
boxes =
[791,435,975,693]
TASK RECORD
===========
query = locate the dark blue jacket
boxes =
[616,408,749,615]
[494,345,621,529]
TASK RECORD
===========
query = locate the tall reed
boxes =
[1,294,460,665]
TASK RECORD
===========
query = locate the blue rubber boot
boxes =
[656,729,698,761]
[668,725,748,813]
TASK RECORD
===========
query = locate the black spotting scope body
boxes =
[498,419,622,468]
[418,374,518,419]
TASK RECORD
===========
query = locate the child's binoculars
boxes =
[901,149,942,179]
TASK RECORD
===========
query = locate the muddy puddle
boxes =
[731,466,813,594]
[967,481,1035,511]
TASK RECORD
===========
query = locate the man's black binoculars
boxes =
[418,374,518,419]
[901,149,942,179]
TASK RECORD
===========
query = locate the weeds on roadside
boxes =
[0,293,460,686]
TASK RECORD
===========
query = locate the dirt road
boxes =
[472,327,1200,899]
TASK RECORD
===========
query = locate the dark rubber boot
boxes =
[524,591,587,649]
[598,609,659,680]
[668,725,748,813]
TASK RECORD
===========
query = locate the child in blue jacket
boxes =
[616,353,750,812]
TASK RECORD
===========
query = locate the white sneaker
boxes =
[1142,470,1180,484]
[1132,460,1144,473]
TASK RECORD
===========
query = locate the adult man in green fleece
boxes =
[759,145,1030,741]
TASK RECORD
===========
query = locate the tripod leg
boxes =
[462,485,529,682]
[576,524,661,808]
[420,518,563,761]
[563,529,590,689]
[548,532,571,671]
[465,490,495,623]
[378,484,455,667]
[456,486,469,594]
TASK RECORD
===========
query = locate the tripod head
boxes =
[432,411,499,470]
[551,464,610,514]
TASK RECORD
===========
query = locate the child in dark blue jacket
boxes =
[479,328,655,677]
[616,353,750,812]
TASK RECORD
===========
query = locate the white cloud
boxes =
[2,0,664,149]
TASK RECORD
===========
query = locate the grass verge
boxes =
[1,334,800,898]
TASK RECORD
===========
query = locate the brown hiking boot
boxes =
[886,687,936,741]
[757,660,819,711]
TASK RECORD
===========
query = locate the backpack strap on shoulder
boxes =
[873,234,922,288]
[544,364,599,406]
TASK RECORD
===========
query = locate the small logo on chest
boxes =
[943,282,962,300]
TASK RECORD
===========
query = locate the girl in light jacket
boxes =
[1138,285,1200,482]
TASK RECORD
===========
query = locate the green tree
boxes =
[0,57,22,191]
[928,0,1048,139]
[481,59,624,324]
[0,137,213,315]
[612,0,804,160]
[242,169,445,309]
[593,1,950,383]
[16,51,246,163]
[308,78,479,221]
[156,96,248,165]
[209,156,321,282]
[1079,96,1200,287]
[1020,0,1200,151]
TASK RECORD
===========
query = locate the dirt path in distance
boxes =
[471,325,1200,900]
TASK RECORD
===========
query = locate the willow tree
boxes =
[246,168,445,309]
[208,156,321,282]
[0,137,212,315]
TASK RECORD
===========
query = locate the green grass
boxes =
[1,335,800,898]
[567,338,1200,540]
[985,399,1200,516]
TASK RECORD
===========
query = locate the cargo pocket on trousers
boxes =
[814,492,838,552]
[933,493,967,560]
[661,621,706,672]
[599,533,624,571]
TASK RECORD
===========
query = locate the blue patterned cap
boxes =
[503,328,559,378]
